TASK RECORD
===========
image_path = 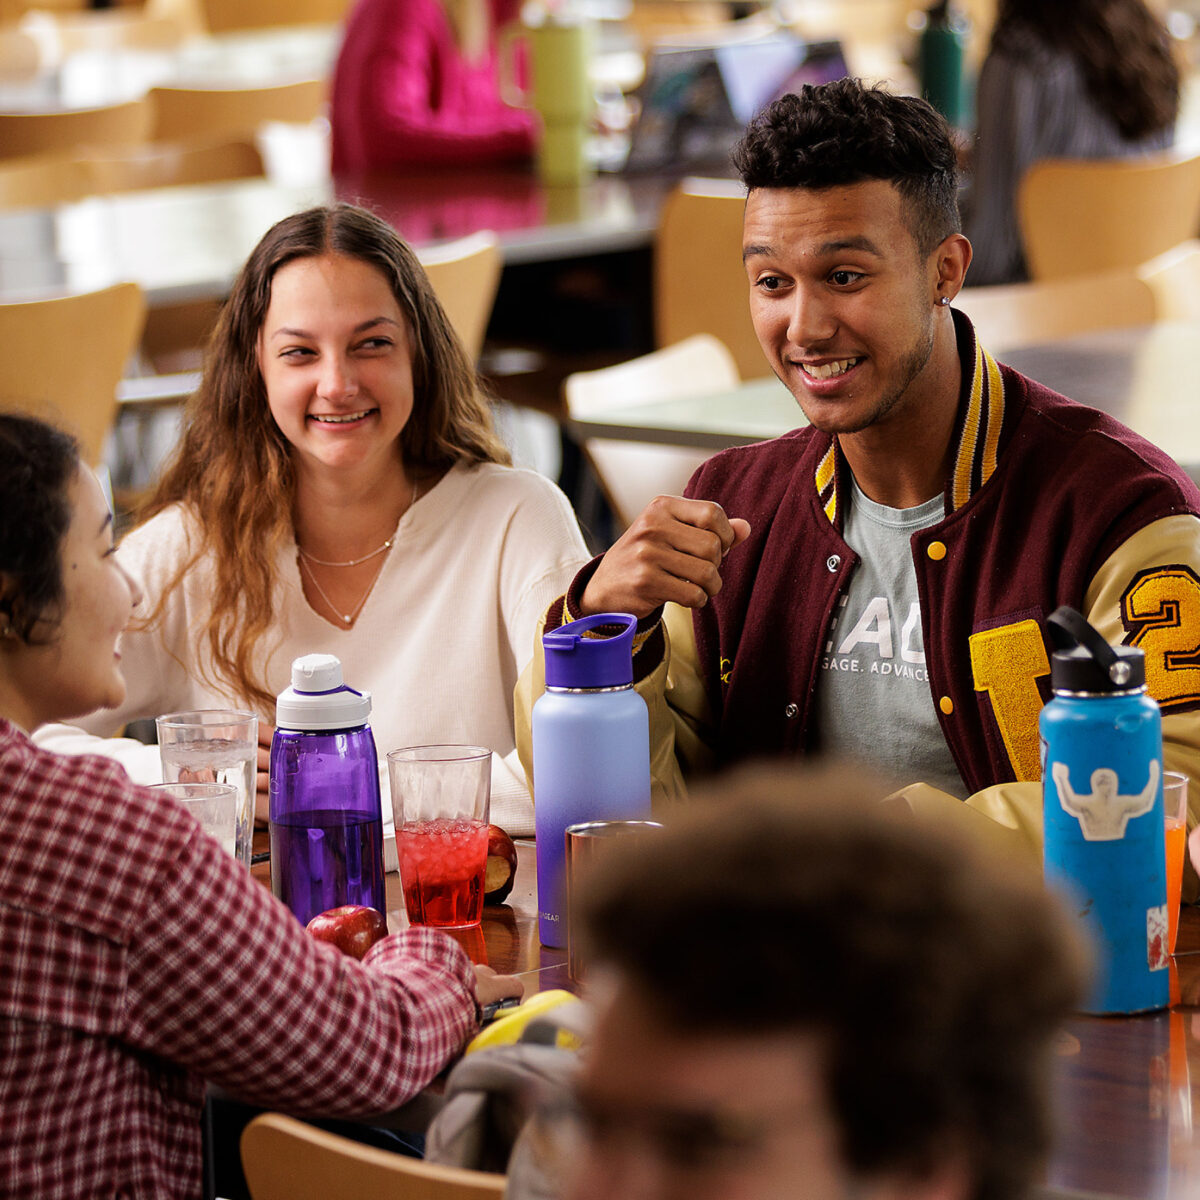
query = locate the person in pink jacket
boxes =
[331,0,537,172]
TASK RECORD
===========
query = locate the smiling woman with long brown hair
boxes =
[36,203,589,833]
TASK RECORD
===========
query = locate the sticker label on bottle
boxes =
[1148,904,1169,971]
[1051,760,1160,841]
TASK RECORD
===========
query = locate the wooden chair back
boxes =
[0,25,41,78]
[147,79,325,142]
[0,281,146,464]
[420,231,503,364]
[32,7,191,53]
[197,0,353,33]
[0,151,92,208]
[655,178,767,380]
[955,269,1157,353]
[565,334,736,530]
[1017,153,1200,281]
[240,1112,508,1200]
[1137,239,1200,322]
[83,136,265,194]
[0,98,153,160]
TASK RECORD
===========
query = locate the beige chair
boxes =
[1017,152,1200,281]
[0,281,146,465]
[0,24,41,78]
[83,136,265,194]
[954,269,1157,353]
[20,7,191,54]
[196,0,353,33]
[564,333,737,530]
[85,138,266,373]
[420,231,503,364]
[0,151,92,208]
[655,178,767,381]
[240,1112,507,1200]
[1137,239,1200,321]
[147,79,326,143]
[0,97,153,160]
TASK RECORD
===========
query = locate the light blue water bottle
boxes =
[1041,606,1167,1014]
[532,613,651,947]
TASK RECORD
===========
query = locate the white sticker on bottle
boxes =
[1051,760,1159,841]
[1148,904,1169,971]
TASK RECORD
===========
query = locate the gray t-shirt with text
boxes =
[814,478,965,797]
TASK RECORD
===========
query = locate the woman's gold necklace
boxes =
[297,480,419,626]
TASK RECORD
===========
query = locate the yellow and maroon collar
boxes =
[813,321,1009,526]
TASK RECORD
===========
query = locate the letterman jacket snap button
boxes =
[825,555,841,572]
[927,541,947,561]
[939,696,954,715]
[785,703,799,719]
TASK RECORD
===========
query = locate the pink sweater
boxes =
[331,0,538,172]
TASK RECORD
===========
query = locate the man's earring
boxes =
[937,296,951,306]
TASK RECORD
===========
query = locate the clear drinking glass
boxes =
[157,710,257,867]
[150,781,239,859]
[1164,771,1189,955]
[387,745,491,929]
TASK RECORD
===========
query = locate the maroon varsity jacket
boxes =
[679,314,1200,792]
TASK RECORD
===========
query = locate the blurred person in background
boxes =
[330,0,537,173]
[36,204,589,836]
[0,413,522,1199]
[964,0,1180,284]
[563,763,1086,1200]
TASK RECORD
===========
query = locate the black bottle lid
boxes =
[1047,606,1145,693]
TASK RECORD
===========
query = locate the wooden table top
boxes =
[253,832,1200,1198]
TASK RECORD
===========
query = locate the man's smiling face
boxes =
[743,179,943,439]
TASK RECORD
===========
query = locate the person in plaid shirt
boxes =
[0,413,523,1198]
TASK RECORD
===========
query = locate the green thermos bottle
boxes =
[919,0,970,128]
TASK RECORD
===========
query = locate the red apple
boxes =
[306,905,388,960]
[484,824,518,904]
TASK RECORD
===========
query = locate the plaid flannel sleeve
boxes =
[120,827,479,1116]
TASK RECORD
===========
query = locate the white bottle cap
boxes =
[275,653,372,731]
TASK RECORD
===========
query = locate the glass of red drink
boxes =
[387,745,491,929]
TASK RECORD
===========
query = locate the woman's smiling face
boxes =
[257,252,416,480]
[3,465,141,730]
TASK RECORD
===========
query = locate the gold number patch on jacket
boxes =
[969,619,1051,782]
[1122,566,1200,709]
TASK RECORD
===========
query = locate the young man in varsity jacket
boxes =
[517,77,1200,883]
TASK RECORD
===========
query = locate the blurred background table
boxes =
[568,321,1200,486]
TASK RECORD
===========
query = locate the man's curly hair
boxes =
[732,78,961,257]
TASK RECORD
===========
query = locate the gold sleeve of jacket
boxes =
[931,514,1200,899]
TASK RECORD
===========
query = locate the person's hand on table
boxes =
[255,722,273,825]
[580,496,751,619]
[473,964,524,1012]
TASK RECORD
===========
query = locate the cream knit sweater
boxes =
[35,462,590,836]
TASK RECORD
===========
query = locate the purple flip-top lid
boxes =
[543,613,638,689]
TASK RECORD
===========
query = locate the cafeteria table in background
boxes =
[568,322,1200,487]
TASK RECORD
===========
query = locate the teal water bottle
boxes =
[919,0,970,128]
[1040,607,1167,1015]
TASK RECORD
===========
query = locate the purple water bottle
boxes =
[269,653,386,927]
